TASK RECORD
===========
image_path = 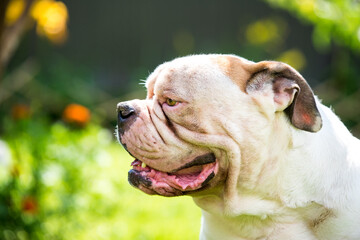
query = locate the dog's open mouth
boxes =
[128,153,218,196]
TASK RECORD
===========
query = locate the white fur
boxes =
[121,54,360,239]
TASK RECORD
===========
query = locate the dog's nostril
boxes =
[120,108,135,119]
[118,104,136,120]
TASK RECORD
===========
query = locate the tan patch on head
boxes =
[213,55,255,92]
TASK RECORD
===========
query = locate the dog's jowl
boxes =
[117,54,360,240]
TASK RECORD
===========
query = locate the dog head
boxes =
[116,54,322,197]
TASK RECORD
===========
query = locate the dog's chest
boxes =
[200,211,276,240]
[197,197,329,240]
[200,213,321,240]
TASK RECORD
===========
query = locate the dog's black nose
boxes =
[117,102,137,135]
[118,103,135,119]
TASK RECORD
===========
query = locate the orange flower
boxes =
[11,104,31,120]
[22,196,38,214]
[62,103,91,126]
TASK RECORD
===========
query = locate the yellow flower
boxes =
[31,0,68,44]
[5,0,69,44]
[5,0,25,25]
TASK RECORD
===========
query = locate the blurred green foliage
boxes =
[0,117,200,240]
[265,0,360,52]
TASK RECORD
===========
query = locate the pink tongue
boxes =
[146,170,199,191]
[142,162,215,191]
[131,159,216,191]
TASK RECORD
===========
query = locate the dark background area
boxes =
[2,0,360,131]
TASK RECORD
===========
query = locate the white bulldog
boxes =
[116,54,360,240]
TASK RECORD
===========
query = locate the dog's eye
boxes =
[166,98,178,106]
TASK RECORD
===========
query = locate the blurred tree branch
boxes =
[0,0,10,44]
[0,58,38,104]
[0,0,34,81]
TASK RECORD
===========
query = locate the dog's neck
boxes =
[280,104,360,209]
[194,102,360,219]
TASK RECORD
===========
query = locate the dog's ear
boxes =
[245,61,322,132]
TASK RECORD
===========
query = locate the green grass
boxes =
[71,145,202,240]
[0,120,201,240]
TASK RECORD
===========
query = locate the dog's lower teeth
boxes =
[141,162,147,168]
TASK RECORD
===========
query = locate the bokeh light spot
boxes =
[31,0,69,44]
[276,49,306,71]
[5,0,25,25]
[246,19,281,46]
